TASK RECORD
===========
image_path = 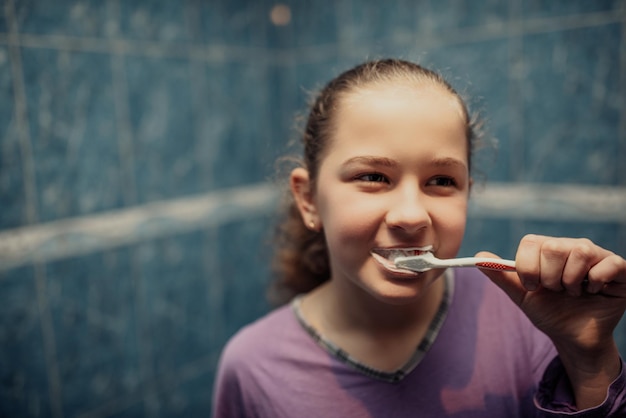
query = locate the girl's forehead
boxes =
[337,82,466,124]
[325,83,468,154]
[340,82,464,116]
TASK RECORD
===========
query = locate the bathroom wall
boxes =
[1,0,625,416]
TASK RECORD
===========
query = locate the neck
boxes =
[299,273,448,372]
[303,273,446,338]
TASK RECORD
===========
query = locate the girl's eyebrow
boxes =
[341,156,398,168]
[430,157,468,170]
[341,156,467,170]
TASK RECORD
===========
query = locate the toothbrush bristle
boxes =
[394,254,434,272]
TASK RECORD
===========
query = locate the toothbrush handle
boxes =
[474,260,516,272]
[442,257,516,271]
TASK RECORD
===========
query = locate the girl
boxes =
[212,59,626,417]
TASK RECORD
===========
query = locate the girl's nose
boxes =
[384,188,431,234]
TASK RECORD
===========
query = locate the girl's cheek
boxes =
[326,206,382,239]
[432,202,467,232]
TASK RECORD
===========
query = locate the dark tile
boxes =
[153,370,215,417]
[203,61,275,189]
[460,218,514,259]
[45,249,141,416]
[197,0,274,48]
[520,25,621,185]
[333,0,420,45]
[215,217,273,341]
[427,0,509,32]
[281,57,351,114]
[0,46,29,229]
[101,402,146,418]
[125,55,203,202]
[0,2,8,33]
[118,0,193,42]
[268,57,346,172]
[0,266,53,418]
[21,48,125,222]
[521,0,622,18]
[136,231,213,377]
[519,220,622,255]
[14,0,117,37]
[271,1,339,49]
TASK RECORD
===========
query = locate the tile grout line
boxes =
[0,10,621,64]
[5,1,37,225]
[108,1,157,416]
[4,1,63,417]
[33,263,64,418]
[110,44,138,206]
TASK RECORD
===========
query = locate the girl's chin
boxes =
[365,280,434,306]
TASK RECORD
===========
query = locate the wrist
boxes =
[553,340,621,409]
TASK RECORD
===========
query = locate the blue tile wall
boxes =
[45,249,140,415]
[521,0,622,18]
[0,266,52,417]
[125,55,202,202]
[137,231,214,378]
[21,48,125,221]
[118,2,193,42]
[0,45,27,229]
[14,0,117,38]
[1,1,624,416]
[521,24,622,185]
[197,0,280,48]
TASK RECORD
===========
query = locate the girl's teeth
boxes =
[374,248,431,261]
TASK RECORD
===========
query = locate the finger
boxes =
[587,253,626,296]
[516,234,543,291]
[560,238,597,296]
[538,238,567,292]
[475,251,526,306]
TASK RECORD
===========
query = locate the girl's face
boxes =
[294,82,470,305]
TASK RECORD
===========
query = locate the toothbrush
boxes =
[394,252,516,272]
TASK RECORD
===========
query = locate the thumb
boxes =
[475,251,526,306]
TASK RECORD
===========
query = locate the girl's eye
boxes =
[428,176,457,187]
[357,173,389,183]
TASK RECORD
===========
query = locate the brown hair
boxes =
[269,58,482,305]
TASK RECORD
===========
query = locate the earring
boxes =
[308,220,316,231]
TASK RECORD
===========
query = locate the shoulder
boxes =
[212,303,301,415]
[218,303,297,369]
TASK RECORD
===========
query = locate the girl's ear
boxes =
[290,167,321,231]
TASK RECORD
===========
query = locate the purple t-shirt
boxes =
[212,269,626,417]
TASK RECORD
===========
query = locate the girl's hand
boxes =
[477,234,626,409]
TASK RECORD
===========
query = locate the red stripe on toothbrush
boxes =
[475,262,516,271]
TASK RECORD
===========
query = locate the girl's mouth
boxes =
[371,247,433,273]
